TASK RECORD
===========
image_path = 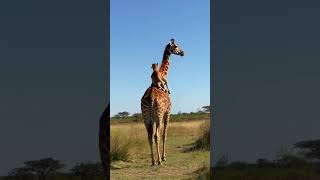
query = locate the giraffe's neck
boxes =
[159,47,171,79]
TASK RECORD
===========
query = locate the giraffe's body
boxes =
[141,39,184,165]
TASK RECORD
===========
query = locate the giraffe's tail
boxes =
[141,87,154,133]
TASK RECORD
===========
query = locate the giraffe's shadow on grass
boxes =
[178,141,199,153]
[110,160,134,170]
[180,141,210,153]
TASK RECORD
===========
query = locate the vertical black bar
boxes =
[98,0,110,179]
[211,0,216,178]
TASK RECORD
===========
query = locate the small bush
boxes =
[110,133,131,162]
[190,120,210,151]
[110,124,148,162]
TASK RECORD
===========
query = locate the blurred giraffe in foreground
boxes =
[99,104,110,179]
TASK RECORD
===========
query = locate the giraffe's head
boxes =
[166,39,184,57]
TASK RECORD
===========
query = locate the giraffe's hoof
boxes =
[158,161,162,165]
[162,157,166,161]
[152,161,156,166]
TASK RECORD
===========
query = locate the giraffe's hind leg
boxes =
[154,117,162,165]
[162,111,170,161]
[142,105,156,166]
[147,121,156,166]
[153,105,164,165]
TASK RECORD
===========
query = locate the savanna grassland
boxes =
[110,119,210,180]
[0,112,210,180]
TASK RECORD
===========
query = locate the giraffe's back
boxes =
[141,86,170,110]
[141,87,171,125]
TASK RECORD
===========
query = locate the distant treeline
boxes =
[111,105,211,123]
[1,158,103,180]
[213,139,320,179]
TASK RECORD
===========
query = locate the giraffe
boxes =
[141,39,184,165]
[99,104,110,179]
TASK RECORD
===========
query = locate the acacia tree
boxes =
[10,158,64,180]
[113,111,130,119]
[8,167,34,180]
[294,139,320,160]
[70,162,102,180]
[202,106,210,114]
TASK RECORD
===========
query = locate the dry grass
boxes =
[190,120,210,151]
[110,132,131,162]
[110,120,210,179]
[111,123,149,160]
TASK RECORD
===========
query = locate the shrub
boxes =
[110,133,131,162]
[110,125,148,162]
[191,120,210,151]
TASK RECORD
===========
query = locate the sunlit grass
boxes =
[110,120,210,179]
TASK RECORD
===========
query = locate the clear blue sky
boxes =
[110,0,210,116]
